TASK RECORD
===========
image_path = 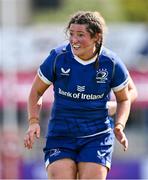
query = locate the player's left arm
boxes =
[114,85,131,151]
[127,75,138,103]
[108,74,138,116]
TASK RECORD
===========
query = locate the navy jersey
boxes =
[38,43,129,137]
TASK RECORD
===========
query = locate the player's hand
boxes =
[114,124,128,151]
[24,123,40,149]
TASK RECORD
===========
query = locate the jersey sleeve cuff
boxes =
[112,78,129,92]
[37,68,52,85]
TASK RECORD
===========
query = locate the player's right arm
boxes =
[24,47,63,149]
[24,75,50,149]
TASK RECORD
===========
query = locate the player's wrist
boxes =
[115,122,125,130]
[28,117,39,125]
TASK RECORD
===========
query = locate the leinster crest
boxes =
[96,69,108,83]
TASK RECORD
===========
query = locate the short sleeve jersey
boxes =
[38,43,129,137]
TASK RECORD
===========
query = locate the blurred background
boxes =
[0,0,148,179]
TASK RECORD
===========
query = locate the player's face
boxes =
[69,24,98,60]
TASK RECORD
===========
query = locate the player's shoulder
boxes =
[100,46,121,63]
[51,43,71,55]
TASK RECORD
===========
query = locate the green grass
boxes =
[32,0,122,24]
[32,0,148,24]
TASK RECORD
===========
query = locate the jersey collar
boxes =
[69,44,98,65]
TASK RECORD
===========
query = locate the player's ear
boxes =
[94,33,101,43]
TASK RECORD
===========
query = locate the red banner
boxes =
[0,70,148,108]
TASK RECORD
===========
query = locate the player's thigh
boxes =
[77,131,114,179]
[47,158,77,179]
[78,162,108,179]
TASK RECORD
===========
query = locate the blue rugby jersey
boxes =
[38,43,129,137]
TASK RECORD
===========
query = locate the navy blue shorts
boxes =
[43,130,114,169]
